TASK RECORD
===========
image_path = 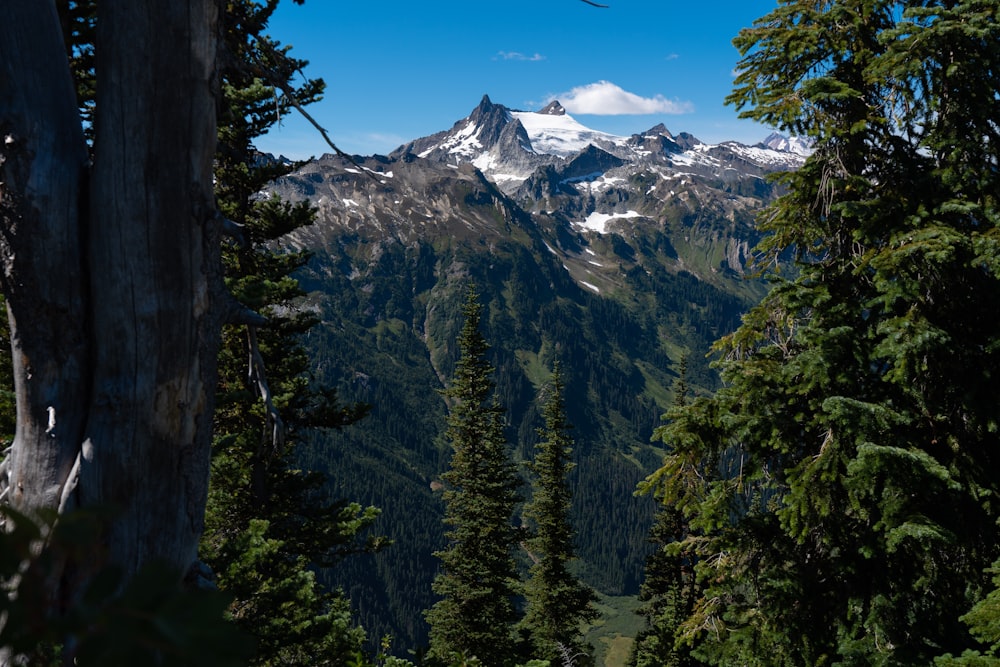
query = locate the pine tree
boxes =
[632,357,697,667]
[937,557,1000,666]
[647,1,1000,664]
[201,2,381,664]
[520,364,598,664]
[425,285,523,666]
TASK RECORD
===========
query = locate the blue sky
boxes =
[255,0,780,160]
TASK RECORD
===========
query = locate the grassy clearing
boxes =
[584,593,642,667]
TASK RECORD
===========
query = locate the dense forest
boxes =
[636,1,1000,665]
[292,215,756,654]
[1,1,1000,666]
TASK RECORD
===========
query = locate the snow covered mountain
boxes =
[392,94,805,194]
[760,131,814,157]
[270,94,809,296]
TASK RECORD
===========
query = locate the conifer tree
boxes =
[520,364,598,664]
[631,357,697,667]
[937,558,1000,666]
[646,1,1000,664]
[201,2,381,663]
[426,286,523,666]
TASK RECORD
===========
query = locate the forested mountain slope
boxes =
[266,98,799,649]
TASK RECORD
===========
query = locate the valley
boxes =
[266,95,803,655]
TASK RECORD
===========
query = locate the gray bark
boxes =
[0,0,90,517]
[82,0,222,578]
[0,0,222,594]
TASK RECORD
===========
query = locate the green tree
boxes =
[936,557,1000,666]
[520,364,597,664]
[201,1,381,664]
[646,1,1000,664]
[425,286,523,666]
[632,357,698,667]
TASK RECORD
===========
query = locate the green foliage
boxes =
[629,503,700,667]
[520,364,599,663]
[631,358,698,667]
[293,212,752,649]
[202,2,383,664]
[937,558,1000,666]
[0,507,251,666]
[645,1,1000,664]
[425,286,524,666]
[213,519,367,666]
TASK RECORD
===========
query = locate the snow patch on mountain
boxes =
[512,109,625,157]
[420,119,484,159]
[574,210,643,234]
[760,132,814,157]
[725,142,808,167]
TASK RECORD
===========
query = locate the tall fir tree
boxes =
[631,356,698,667]
[646,1,1000,664]
[425,286,523,667]
[520,364,598,665]
[201,2,381,664]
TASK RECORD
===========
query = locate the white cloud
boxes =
[554,81,693,115]
[496,51,545,62]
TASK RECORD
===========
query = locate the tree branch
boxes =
[57,451,81,515]
[246,39,380,180]
[222,294,267,327]
[247,325,284,453]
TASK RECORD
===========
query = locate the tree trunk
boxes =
[0,0,90,517]
[0,0,222,589]
[82,0,222,577]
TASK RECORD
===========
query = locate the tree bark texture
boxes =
[0,0,222,584]
[0,0,90,517]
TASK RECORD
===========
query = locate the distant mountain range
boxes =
[266,96,803,655]
[393,94,806,193]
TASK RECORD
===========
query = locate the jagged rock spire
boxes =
[539,100,567,116]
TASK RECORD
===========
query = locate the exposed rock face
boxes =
[269,96,808,298]
[538,99,567,115]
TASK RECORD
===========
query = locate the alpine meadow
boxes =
[0,1,999,666]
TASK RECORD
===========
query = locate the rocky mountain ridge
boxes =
[272,95,804,298]
[391,94,805,195]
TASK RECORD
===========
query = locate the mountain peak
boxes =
[473,94,501,116]
[539,100,567,116]
[760,132,814,156]
[641,123,673,140]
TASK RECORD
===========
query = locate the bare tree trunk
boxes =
[0,0,222,592]
[0,0,91,518]
[81,0,222,577]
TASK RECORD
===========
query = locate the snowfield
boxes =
[573,210,644,234]
[511,110,626,157]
